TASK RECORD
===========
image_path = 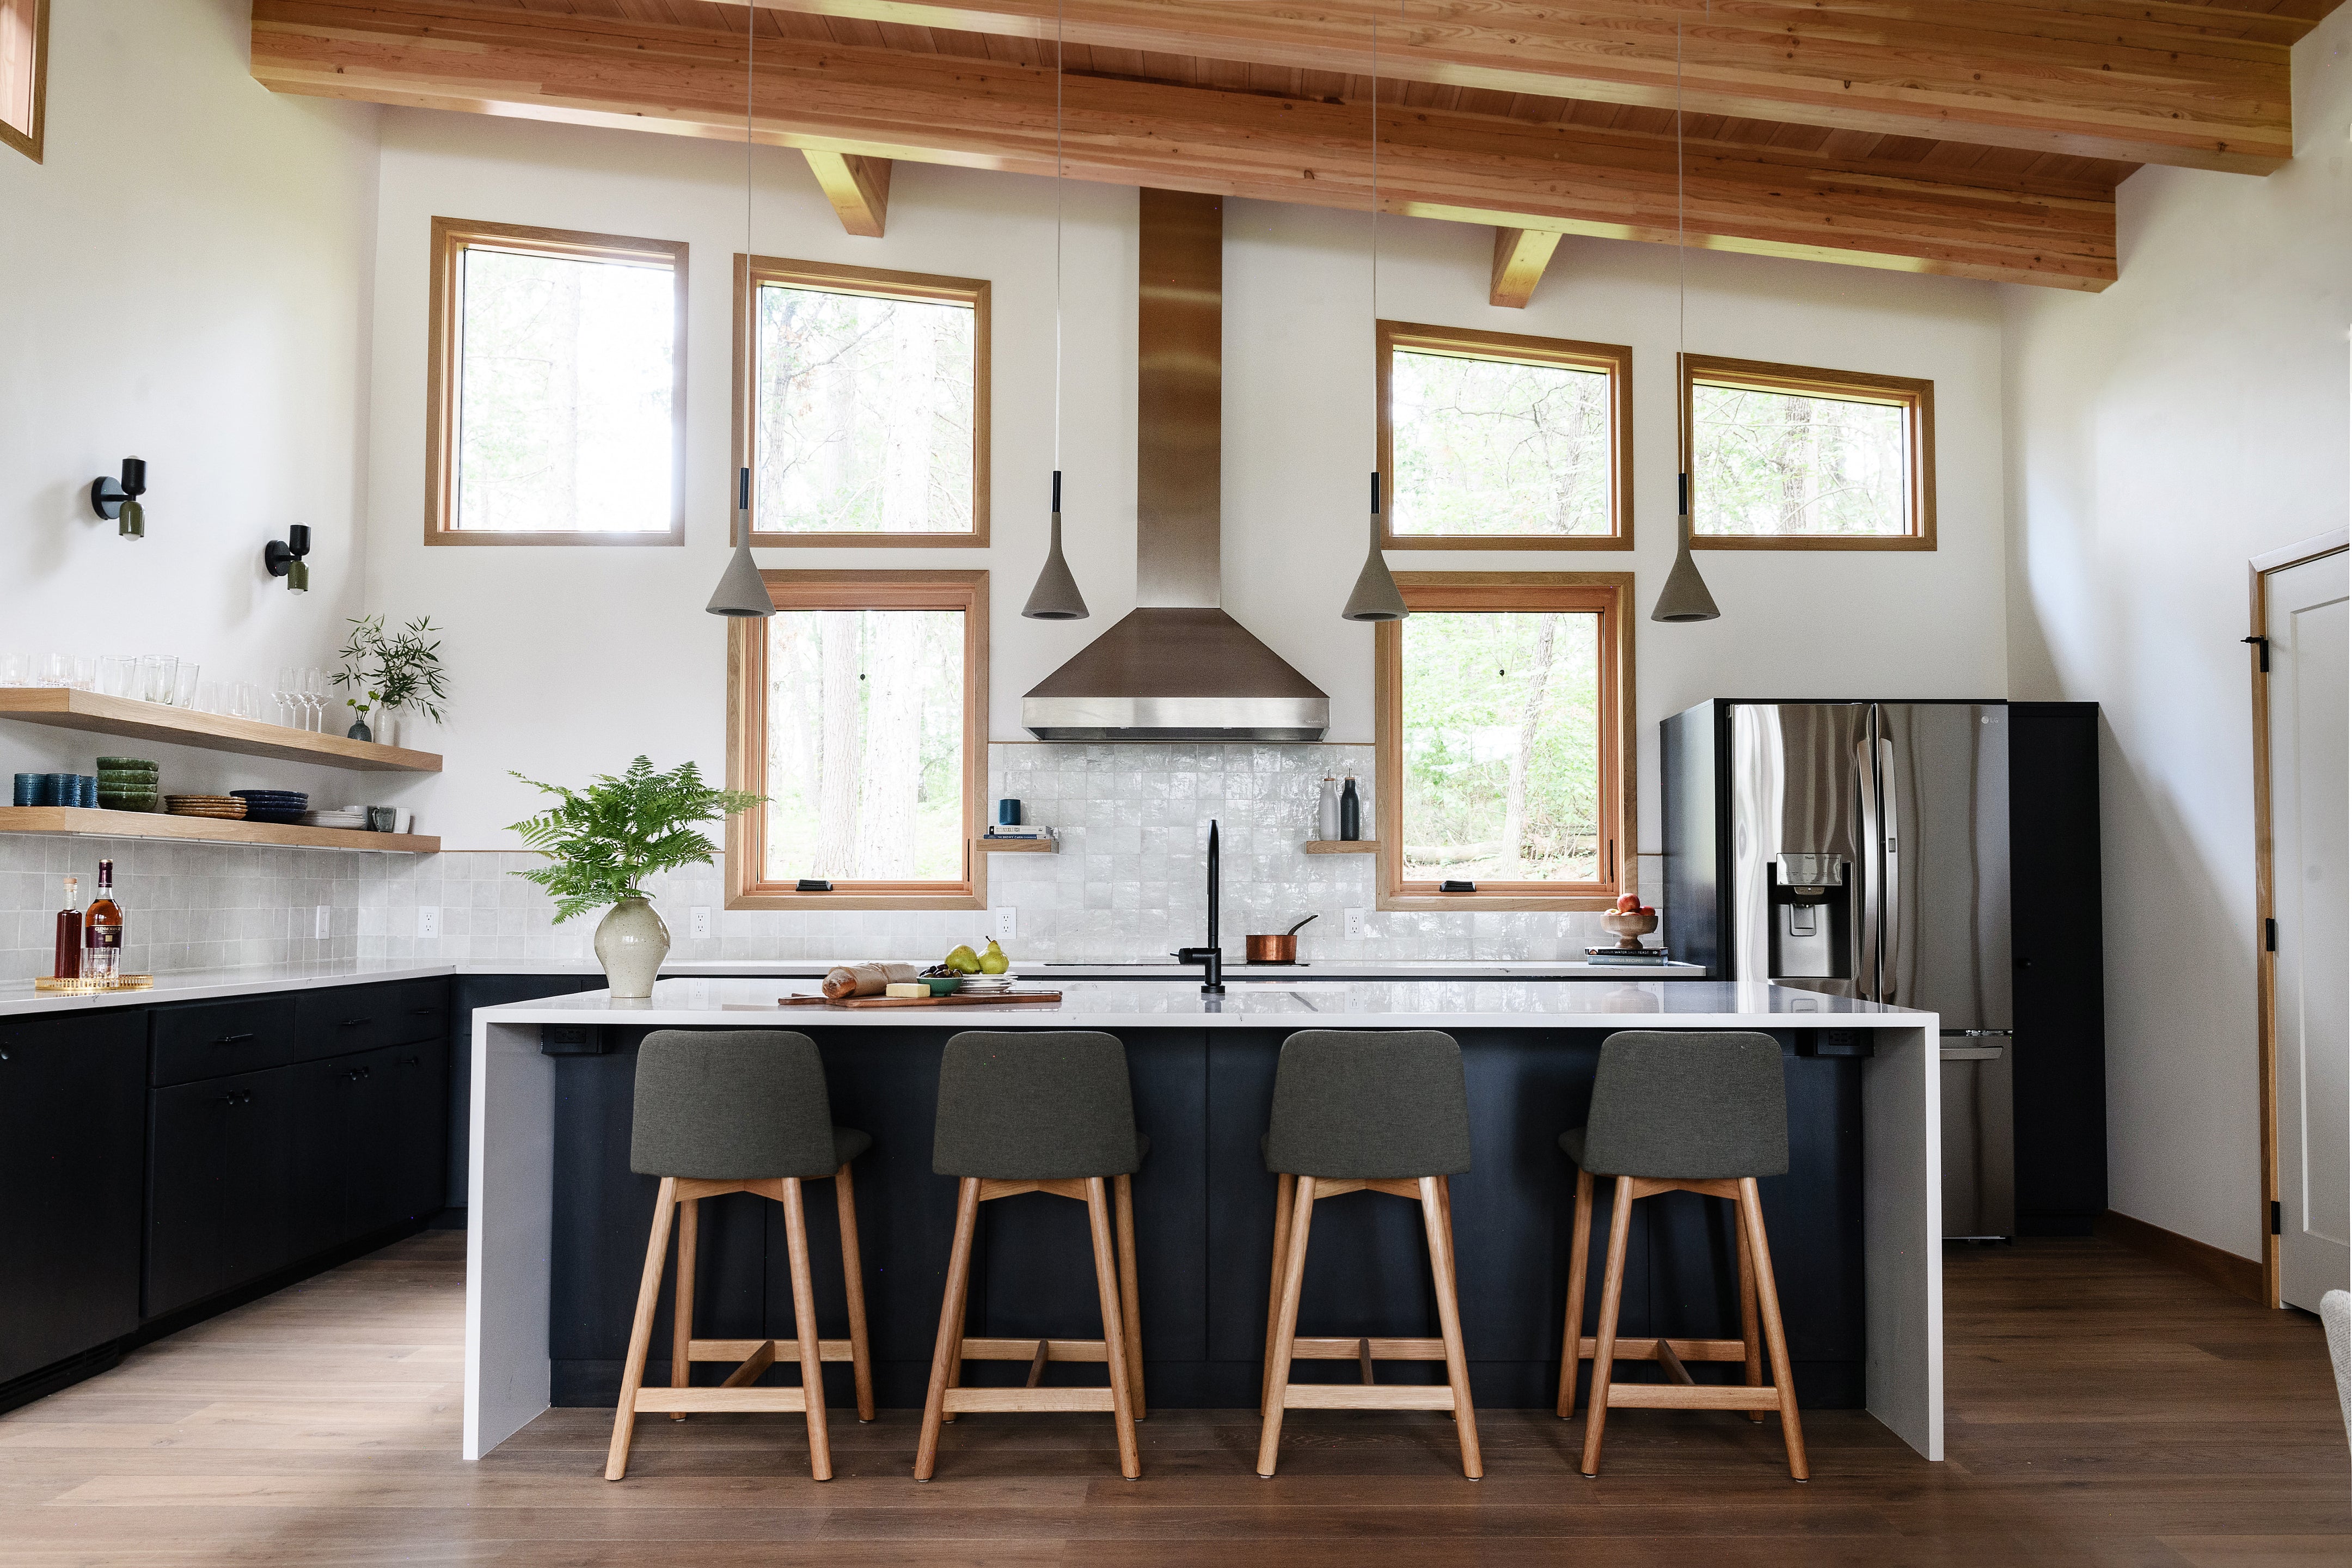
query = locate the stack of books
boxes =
[983,824,1056,840]
[1585,945,1671,966]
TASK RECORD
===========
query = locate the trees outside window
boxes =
[1,0,45,163]
[1683,355,1935,550]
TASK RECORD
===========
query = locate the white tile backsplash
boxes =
[0,744,1662,976]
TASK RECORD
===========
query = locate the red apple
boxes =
[1639,906,1655,916]
[1614,893,1640,913]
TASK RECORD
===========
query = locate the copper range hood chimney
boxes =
[1020,190,1331,742]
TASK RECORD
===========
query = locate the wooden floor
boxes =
[0,1232,2343,1566]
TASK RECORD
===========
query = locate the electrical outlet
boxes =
[690,906,712,940]
[1344,908,1368,941]
[994,906,1017,941]
[314,905,331,939]
[415,905,439,939]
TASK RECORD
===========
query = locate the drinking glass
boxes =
[273,666,300,727]
[303,667,329,731]
[37,653,72,687]
[97,656,136,697]
[71,656,98,691]
[171,664,199,708]
[195,682,222,714]
[236,681,265,720]
[137,656,178,705]
[0,653,26,687]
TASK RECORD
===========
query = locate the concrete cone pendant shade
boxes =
[1342,473,1408,623]
[706,535,774,618]
[1651,487,1719,623]
[1022,472,1088,620]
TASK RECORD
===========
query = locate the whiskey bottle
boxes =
[83,859,123,982]
[52,877,81,980]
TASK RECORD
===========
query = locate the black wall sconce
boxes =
[88,458,148,538]
[264,525,312,593]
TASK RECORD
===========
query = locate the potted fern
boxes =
[506,757,763,998]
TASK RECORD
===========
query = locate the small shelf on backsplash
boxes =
[973,837,1057,853]
[1304,840,1377,854]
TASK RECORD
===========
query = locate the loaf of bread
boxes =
[822,961,920,999]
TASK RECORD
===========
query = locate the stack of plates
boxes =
[230,789,309,824]
[957,974,1017,994]
[300,808,368,829]
[97,756,160,812]
[164,794,248,820]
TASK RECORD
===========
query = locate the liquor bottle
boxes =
[52,877,81,981]
[1338,774,1361,841]
[83,859,123,982]
[1316,776,1342,841]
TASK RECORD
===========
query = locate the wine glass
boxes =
[303,667,328,731]
[274,666,300,727]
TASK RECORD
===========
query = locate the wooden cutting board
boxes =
[776,989,1063,1009]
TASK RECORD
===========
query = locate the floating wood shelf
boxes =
[0,689,442,773]
[973,837,1057,853]
[0,806,438,853]
[1304,840,1378,854]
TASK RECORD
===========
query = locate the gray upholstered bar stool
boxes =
[916,1031,1147,1481]
[604,1030,874,1484]
[1555,1030,1806,1480]
[1257,1029,1481,1480]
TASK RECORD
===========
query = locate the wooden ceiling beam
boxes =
[249,1,2117,291]
[1489,229,1563,309]
[728,0,2313,175]
[805,150,891,236]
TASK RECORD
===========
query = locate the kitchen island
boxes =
[466,979,1942,1464]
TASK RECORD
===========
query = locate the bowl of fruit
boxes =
[1599,893,1658,950]
[915,966,965,996]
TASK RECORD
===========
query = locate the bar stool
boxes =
[604,1030,874,1483]
[1555,1029,1806,1480]
[1257,1028,1481,1480]
[916,1031,1147,1481]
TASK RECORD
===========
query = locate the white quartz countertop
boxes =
[480,977,1933,1031]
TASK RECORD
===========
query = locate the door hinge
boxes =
[2264,917,2277,952]
[2242,634,2270,672]
[2270,1199,2282,1236]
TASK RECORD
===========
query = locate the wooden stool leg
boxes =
[1577,1176,1635,1478]
[1114,1173,1147,1421]
[1734,1189,1765,1424]
[604,1178,677,1481]
[1255,1175,1317,1478]
[669,1196,698,1422]
[834,1162,876,1423]
[1424,1176,1483,1480]
[915,1178,981,1480]
[1738,1178,1809,1481]
[1556,1166,1594,1418]
[1085,1178,1143,1480]
[1260,1171,1296,1408]
[778,1178,832,1481]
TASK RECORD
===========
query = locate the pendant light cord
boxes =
[740,3,755,531]
[1055,0,1064,475]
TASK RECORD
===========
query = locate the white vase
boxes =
[375,710,399,748]
[593,896,670,999]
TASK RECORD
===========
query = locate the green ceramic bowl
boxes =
[95,756,159,773]
[98,771,159,786]
[921,974,964,996]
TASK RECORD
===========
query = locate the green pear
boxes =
[946,944,982,974]
[978,939,1009,975]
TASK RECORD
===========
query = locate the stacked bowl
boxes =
[97,757,160,812]
[230,789,309,824]
[164,794,249,820]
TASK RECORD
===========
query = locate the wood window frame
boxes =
[1681,353,1937,552]
[734,254,991,548]
[1374,572,1637,913]
[726,569,989,911]
[0,0,46,163]
[1377,320,1634,552]
[424,217,689,547]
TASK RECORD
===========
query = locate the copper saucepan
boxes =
[1246,915,1319,965]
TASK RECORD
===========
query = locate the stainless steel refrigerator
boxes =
[1663,700,2017,1240]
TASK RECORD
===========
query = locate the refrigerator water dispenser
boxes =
[1768,853,1849,979]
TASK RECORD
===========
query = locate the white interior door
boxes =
[2266,548,2349,1312]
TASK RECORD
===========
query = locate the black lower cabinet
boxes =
[0,1012,147,1387]
[146,1066,298,1318]
[387,1040,451,1222]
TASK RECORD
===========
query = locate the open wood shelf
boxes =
[1304,840,1378,854]
[0,689,442,772]
[973,837,1057,853]
[0,806,438,853]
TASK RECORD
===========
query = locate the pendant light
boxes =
[1650,2,1720,624]
[1341,13,1408,624]
[1021,1,1088,621]
[707,4,775,620]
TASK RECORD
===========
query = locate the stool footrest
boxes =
[1289,1337,1445,1361]
[1280,1384,1457,1411]
[687,1337,857,1364]
[634,1387,808,1414]
[955,1336,1110,1364]
[1600,1382,1784,1411]
[1575,1336,1748,1363]
[942,1386,1116,1414]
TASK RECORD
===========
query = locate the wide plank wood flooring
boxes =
[0,1232,2342,1565]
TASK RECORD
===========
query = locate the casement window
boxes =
[1377,321,1633,550]
[425,218,687,545]
[727,571,988,909]
[1,0,45,162]
[1683,354,1935,550]
[736,256,989,546]
[1375,573,1636,912]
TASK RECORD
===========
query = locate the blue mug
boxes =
[45,773,76,807]
[997,798,1022,826]
[78,775,98,808]
[12,773,40,806]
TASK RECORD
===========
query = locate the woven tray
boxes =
[33,974,156,993]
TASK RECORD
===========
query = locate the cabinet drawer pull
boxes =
[410,1007,437,1016]
[338,1018,369,1028]
[213,1032,256,1045]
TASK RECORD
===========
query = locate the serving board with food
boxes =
[777,950,1058,1008]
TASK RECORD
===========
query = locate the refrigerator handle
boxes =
[1877,733,1900,1006]
[1857,737,1882,1001]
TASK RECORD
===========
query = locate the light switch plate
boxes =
[1344,908,1368,941]
[994,906,1016,941]
[314,905,331,939]
[690,906,712,939]
[415,905,439,939]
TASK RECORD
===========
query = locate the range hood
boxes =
[1021,191,1331,743]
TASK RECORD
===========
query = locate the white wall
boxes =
[2004,9,2352,1259]
[363,108,2013,871]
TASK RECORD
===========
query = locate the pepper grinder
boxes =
[1339,773,1362,841]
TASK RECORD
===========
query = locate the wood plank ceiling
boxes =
[251,0,2344,295]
